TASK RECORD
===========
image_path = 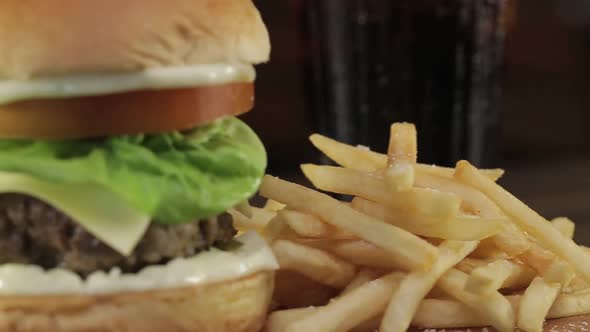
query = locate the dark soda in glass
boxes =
[295,0,513,167]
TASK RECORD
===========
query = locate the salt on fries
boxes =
[256,123,590,332]
[386,123,417,190]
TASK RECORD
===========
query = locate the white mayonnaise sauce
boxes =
[0,63,255,104]
[0,231,277,295]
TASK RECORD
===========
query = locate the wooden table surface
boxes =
[411,314,590,331]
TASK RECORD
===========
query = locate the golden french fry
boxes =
[380,241,478,332]
[563,276,590,293]
[382,163,415,191]
[549,290,590,318]
[273,270,339,309]
[518,243,567,280]
[458,257,535,290]
[412,216,503,241]
[387,122,417,164]
[437,268,515,332]
[455,160,590,283]
[282,272,405,332]
[302,163,412,194]
[278,209,354,239]
[260,175,438,270]
[456,257,488,273]
[309,133,386,172]
[341,268,383,296]
[264,199,286,212]
[491,223,531,257]
[469,240,510,260]
[542,258,575,287]
[525,244,560,268]
[415,171,529,255]
[349,316,382,332]
[501,261,537,290]
[233,200,253,218]
[229,206,276,231]
[421,163,505,181]
[385,123,417,190]
[517,276,560,332]
[265,307,316,332]
[351,197,438,226]
[351,197,503,241]
[413,292,590,328]
[228,208,260,230]
[309,133,504,180]
[413,298,483,328]
[262,213,293,242]
[251,207,277,226]
[414,171,502,216]
[552,217,575,239]
[465,259,516,295]
[262,128,590,330]
[301,239,408,270]
[271,240,357,288]
[302,164,461,219]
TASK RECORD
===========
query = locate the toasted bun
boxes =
[0,270,274,332]
[0,0,270,79]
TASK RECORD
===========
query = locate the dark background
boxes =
[244,0,590,242]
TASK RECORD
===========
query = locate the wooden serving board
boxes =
[411,314,590,332]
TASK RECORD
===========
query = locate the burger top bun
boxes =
[0,0,270,79]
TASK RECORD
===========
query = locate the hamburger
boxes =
[0,1,277,331]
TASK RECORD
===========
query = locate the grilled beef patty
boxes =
[0,194,236,275]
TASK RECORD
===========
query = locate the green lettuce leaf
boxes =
[0,117,266,224]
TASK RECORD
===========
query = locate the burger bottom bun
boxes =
[0,270,274,332]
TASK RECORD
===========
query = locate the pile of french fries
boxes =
[234,123,590,332]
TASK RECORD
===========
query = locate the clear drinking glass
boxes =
[295,0,514,167]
